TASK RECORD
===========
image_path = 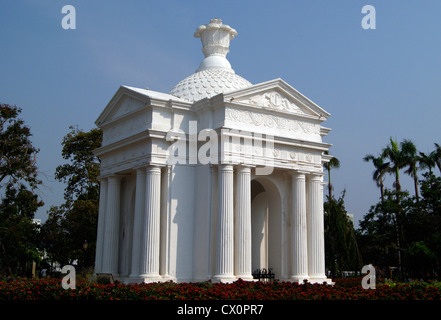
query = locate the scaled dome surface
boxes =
[170,19,252,102]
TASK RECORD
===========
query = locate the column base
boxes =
[308,277,334,285]
[289,275,310,284]
[123,275,176,284]
[235,275,256,282]
[138,274,163,283]
[212,275,237,283]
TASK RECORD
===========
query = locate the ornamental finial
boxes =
[194,18,237,72]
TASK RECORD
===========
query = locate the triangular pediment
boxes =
[95,85,189,127]
[223,78,330,120]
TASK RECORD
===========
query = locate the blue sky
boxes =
[1,0,441,227]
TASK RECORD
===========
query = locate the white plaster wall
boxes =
[192,164,213,281]
[251,192,268,271]
[168,164,196,282]
[251,170,289,279]
[118,175,135,277]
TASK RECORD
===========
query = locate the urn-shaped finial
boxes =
[194,19,238,72]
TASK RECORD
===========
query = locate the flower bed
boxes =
[0,277,440,300]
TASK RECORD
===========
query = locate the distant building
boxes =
[94,19,333,284]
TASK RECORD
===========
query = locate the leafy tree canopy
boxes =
[41,126,102,271]
[0,104,43,277]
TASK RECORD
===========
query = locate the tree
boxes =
[55,126,102,204]
[323,151,340,199]
[363,138,412,280]
[358,171,441,280]
[434,143,441,175]
[363,153,389,203]
[324,191,362,278]
[357,189,409,280]
[0,104,43,277]
[401,139,420,202]
[0,104,40,188]
[419,151,436,175]
[39,206,73,268]
[41,126,102,271]
[381,138,407,196]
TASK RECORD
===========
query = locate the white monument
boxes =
[93,19,333,284]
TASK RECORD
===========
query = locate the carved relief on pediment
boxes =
[225,107,320,136]
[242,91,304,114]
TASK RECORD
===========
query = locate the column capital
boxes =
[306,172,325,180]
[108,174,123,183]
[98,173,124,181]
[290,170,308,178]
[135,167,146,175]
[145,165,162,174]
[235,165,252,173]
[218,164,234,172]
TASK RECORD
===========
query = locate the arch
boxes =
[251,177,282,278]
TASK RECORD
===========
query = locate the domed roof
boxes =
[170,19,252,102]
[170,69,252,102]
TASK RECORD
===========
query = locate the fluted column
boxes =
[213,164,235,282]
[307,174,327,281]
[290,172,309,282]
[129,168,146,279]
[94,177,108,274]
[102,175,121,275]
[139,166,162,280]
[234,166,253,280]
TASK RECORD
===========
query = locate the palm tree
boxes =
[419,151,436,175]
[323,151,340,199]
[401,139,420,202]
[381,137,407,197]
[381,137,408,280]
[363,153,389,203]
[434,143,441,174]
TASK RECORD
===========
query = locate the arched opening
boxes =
[251,178,282,278]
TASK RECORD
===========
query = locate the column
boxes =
[160,166,171,279]
[290,172,309,282]
[102,175,121,275]
[234,166,253,280]
[213,164,235,282]
[307,174,327,281]
[129,168,146,279]
[139,165,162,280]
[94,177,107,274]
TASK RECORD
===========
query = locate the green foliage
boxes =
[0,104,43,277]
[358,172,441,280]
[361,138,441,280]
[55,126,102,203]
[0,104,40,188]
[323,151,340,199]
[41,126,102,271]
[324,192,361,277]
